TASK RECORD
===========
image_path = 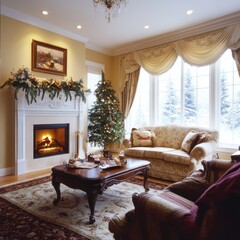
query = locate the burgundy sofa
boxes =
[109,159,240,240]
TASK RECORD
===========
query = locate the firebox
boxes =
[33,123,69,158]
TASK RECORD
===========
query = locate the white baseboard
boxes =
[0,167,15,177]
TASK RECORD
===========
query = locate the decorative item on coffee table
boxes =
[67,158,98,169]
[87,152,123,169]
[119,150,127,165]
[99,158,123,169]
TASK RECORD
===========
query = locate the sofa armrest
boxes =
[122,138,131,148]
[202,159,234,184]
[132,192,191,222]
[109,192,193,240]
[190,141,217,160]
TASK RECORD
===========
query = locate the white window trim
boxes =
[86,61,104,74]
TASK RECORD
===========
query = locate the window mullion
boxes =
[210,64,216,129]
[149,75,155,125]
[181,60,185,125]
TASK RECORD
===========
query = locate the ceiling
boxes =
[1,0,240,56]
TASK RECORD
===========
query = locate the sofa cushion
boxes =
[124,147,146,158]
[181,131,200,154]
[132,130,153,147]
[163,150,190,165]
[151,125,187,149]
[143,147,175,159]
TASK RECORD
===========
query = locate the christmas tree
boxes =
[88,71,125,149]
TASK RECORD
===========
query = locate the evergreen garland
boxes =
[88,71,125,149]
[0,67,90,105]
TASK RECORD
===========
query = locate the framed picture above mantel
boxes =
[32,40,67,76]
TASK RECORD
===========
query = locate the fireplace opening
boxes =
[33,123,69,159]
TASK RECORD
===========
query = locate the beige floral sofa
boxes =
[123,124,219,182]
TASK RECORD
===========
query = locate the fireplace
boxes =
[15,90,86,175]
[33,123,69,158]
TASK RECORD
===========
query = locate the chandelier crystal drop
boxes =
[93,0,128,23]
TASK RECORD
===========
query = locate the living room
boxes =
[0,0,240,177]
[1,1,240,239]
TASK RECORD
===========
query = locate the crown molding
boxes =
[85,42,113,56]
[112,11,240,56]
[1,6,89,44]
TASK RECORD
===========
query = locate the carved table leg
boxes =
[143,166,150,192]
[86,189,98,224]
[52,175,61,205]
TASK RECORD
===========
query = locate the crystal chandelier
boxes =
[93,0,128,23]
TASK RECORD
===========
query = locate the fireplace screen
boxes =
[33,123,69,158]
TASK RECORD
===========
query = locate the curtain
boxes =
[120,53,141,119]
[134,43,178,75]
[232,48,240,77]
[121,68,140,119]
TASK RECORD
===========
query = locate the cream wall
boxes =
[0,15,115,173]
[86,48,115,84]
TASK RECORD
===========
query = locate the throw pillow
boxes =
[132,130,153,147]
[197,131,211,144]
[165,175,209,202]
[181,131,200,154]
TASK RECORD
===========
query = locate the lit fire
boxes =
[36,133,64,154]
[41,134,52,147]
[42,134,52,141]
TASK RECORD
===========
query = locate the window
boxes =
[86,61,104,151]
[217,50,240,148]
[86,61,104,110]
[87,72,101,109]
[126,49,240,149]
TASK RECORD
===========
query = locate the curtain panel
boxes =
[120,23,240,119]
[120,69,140,118]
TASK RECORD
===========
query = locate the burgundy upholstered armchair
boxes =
[109,159,240,240]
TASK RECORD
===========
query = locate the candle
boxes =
[75,131,80,159]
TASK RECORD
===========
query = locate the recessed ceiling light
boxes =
[144,25,150,29]
[77,25,82,30]
[42,10,48,15]
[186,10,194,15]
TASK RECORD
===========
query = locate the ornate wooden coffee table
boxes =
[51,158,150,223]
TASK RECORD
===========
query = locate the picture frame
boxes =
[32,40,67,76]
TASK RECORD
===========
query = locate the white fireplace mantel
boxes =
[15,90,86,175]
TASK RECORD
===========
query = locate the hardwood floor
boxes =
[0,168,51,186]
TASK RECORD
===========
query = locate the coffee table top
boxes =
[52,158,150,182]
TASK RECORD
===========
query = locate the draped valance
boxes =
[121,24,240,89]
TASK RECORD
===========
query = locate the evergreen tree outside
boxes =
[88,71,125,149]
[162,78,180,123]
[134,100,147,127]
[220,72,231,124]
[184,69,197,122]
[228,92,240,130]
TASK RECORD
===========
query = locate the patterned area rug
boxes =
[0,176,166,240]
